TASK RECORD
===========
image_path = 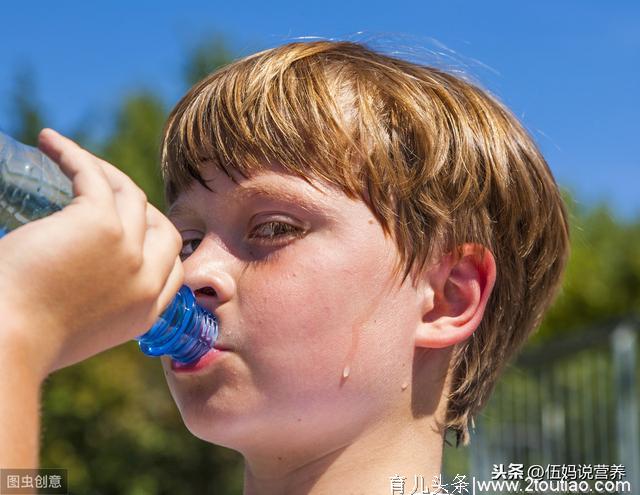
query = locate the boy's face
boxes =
[161,162,429,456]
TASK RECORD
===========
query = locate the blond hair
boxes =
[161,41,570,446]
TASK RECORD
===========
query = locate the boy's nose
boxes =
[182,239,237,306]
[187,269,236,305]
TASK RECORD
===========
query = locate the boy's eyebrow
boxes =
[167,182,331,218]
[231,183,328,212]
[167,203,198,219]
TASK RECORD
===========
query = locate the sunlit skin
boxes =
[161,163,496,494]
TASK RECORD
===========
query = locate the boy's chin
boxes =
[177,401,251,448]
[169,387,279,448]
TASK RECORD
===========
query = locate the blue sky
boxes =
[1,1,638,217]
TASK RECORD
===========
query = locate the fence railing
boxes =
[445,316,639,494]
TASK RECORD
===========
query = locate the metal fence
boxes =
[450,317,639,494]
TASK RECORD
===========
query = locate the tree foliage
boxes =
[536,195,640,341]
[9,66,46,146]
[101,93,168,210]
[183,35,234,87]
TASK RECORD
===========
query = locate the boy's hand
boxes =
[0,129,184,379]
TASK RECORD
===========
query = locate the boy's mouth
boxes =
[171,346,230,373]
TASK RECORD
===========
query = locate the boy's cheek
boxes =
[238,249,408,373]
[239,284,356,354]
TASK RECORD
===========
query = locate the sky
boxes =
[1,0,638,217]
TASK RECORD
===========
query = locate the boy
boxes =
[0,41,569,493]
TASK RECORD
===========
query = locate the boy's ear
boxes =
[416,244,496,349]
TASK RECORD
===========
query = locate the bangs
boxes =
[160,44,371,205]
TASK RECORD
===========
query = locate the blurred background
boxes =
[1,1,638,493]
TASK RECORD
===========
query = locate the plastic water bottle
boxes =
[0,130,218,363]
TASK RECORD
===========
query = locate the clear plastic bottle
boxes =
[0,130,218,363]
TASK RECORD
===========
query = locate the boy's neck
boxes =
[241,415,444,495]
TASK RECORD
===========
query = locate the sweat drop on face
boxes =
[0,131,218,363]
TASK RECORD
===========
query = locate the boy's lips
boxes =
[170,345,231,373]
[213,341,233,351]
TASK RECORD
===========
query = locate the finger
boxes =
[142,210,183,294]
[41,129,148,250]
[145,202,170,229]
[155,257,185,314]
[94,158,149,250]
[38,129,115,210]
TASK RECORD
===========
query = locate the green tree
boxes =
[101,93,168,210]
[9,66,46,146]
[535,196,640,341]
[184,35,234,87]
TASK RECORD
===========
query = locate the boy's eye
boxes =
[180,238,202,260]
[179,222,304,260]
[248,221,304,244]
